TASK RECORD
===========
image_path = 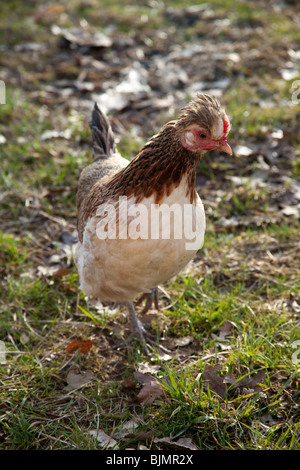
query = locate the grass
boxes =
[0,0,299,451]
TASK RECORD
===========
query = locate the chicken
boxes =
[75,94,232,354]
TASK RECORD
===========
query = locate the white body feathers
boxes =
[75,176,205,302]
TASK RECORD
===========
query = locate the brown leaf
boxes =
[260,414,279,426]
[122,379,137,391]
[137,380,165,406]
[237,369,266,392]
[212,320,234,342]
[125,431,153,441]
[202,364,226,399]
[202,367,267,400]
[153,436,198,450]
[133,371,154,385]
[65,369,93,390]
[223,373,236,385]
[65,339,93,354]
[51,267,73,278]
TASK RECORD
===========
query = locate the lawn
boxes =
[0,0,299,450]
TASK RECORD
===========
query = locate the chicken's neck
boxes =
[110,123,202,204]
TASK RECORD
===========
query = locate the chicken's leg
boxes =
[135,287,159,315]
[125,301,170,356]
[125,301,151,355]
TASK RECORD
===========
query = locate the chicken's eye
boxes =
[199,133,207,139]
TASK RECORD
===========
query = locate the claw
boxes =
[125,301,170,356]
[136,286,159,315]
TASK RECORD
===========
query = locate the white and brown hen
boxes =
[75,94,231,353]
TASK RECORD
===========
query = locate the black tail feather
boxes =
[89,103,116,159]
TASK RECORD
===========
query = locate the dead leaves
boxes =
[65,369,94,391]
[202,364,228,400]
[88,412,200,450]
[52,26,113,50]
[135,374,166,407]
[132,362,268,407]
[88,429,118,449]
[64,340,94,391]
[202,364,267,400]
[88,420,199,450]
[85,364,269,449]
[65,339,93,355]
[51,267,73,278]
[153,437,198,451]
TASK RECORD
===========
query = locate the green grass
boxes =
[0,0,299,451]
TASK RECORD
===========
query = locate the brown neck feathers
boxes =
[107,122,200,204]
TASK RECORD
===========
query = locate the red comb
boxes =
[223,120,229,135]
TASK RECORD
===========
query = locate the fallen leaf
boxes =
[137,363,161,375]
[89,430,118,449]
[173,335,194,347]
[237,369,266,392]
[134,371,154,385]
[52,267,73,278]
[212,320,234,342]
[65,339,93,354]
[176,437,199,450]
[65,369,93,390]
[126,430,153,441]
[271,129,284,139]
[223,373,236,386]
[137,380,165,406]
[115,418,141,438]
[260,414,279,426]
[202,364,226,399]
[122,379,136,391]
[153,436,198,450]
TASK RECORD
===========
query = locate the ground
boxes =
[0,0,299,450]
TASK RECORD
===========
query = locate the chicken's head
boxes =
[176,94,232,155]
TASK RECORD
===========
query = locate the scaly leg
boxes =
[125,301,151,355]
[125,301,170,356]
[135,286,159,315]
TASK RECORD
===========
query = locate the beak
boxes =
[219,141,232,155]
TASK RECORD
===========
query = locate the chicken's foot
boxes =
[125,301,170,356]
